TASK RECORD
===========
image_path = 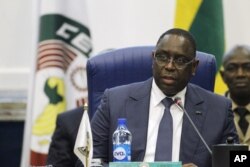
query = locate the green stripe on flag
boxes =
[175,0,227,94]
[189,0,224,68]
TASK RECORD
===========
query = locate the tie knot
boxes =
[161,97,174,108]
[234,107,249,118]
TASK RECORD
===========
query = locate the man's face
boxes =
[152,34,198,96]
[221,51,250,97]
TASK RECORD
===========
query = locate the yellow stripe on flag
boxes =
[174,0,203,30]
[214,68,228,95]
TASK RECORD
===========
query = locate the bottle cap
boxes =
[118,118,126,125]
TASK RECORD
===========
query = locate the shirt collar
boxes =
[225,91,250,111]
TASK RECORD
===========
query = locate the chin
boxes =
[232,90,250,98]
[163,89,178,96]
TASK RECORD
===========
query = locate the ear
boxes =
[152,51,156,68]
[151,51,155,58]
[192,59,199,75]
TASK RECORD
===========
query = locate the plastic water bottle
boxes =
[112,118,132,162]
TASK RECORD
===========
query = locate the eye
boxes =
[225,64,238,72]
[175,57,190,64]
[242,63,250,71]
[156,53,168,61]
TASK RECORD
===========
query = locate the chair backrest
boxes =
[87,46,217,119]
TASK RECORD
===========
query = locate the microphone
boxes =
[174,97,212,155]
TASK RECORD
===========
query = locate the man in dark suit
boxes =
[46,107,83,167]
[91,28,239,167]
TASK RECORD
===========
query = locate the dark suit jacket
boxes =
[91,78,239,167]
[46,107,84,167]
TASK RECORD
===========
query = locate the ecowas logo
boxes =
[113,147,127,160]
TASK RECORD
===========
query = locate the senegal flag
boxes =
[21,0,92,166]
[174,0,227,94]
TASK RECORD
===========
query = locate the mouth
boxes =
[161,76,176,85]
[233,79,249,88]
[234,82,248,87]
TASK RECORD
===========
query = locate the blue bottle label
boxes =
[113,144,131,162]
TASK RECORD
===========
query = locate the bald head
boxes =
[222,45,250,66]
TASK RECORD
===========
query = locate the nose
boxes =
[164,58,175,69]
[236,67,244,76]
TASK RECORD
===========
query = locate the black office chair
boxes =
[86,46,216,119]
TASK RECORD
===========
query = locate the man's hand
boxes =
[182,163,197,167]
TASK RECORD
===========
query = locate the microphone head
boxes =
[174,97,182,105]
[174,97,184,109]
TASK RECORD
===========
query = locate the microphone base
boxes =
[212,144,248,167]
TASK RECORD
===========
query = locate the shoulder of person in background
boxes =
[46,107,84,167]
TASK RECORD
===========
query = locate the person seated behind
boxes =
[46,107,84,167]
[91,28,239,167]
[220,45,250,147]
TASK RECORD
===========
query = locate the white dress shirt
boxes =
[143,79,186,162]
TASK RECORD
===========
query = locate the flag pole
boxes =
[74,102,93,167]
[20,0,41,166]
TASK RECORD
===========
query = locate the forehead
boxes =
[156,34,193,55]
[224,49,250,65]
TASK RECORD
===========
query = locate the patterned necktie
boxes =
[234,107,249,135]
[155,97,174,161]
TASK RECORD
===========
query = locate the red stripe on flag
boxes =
[30,150,47,166]
[39,42,77,60]
[36,41,78,71]
[38,50,73,64]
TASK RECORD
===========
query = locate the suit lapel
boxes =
[179,84,207,163]
[126,78,152,161]
[242,115,250,143]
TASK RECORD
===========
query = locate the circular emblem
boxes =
[113,147,126,160]
[70,67,87,91]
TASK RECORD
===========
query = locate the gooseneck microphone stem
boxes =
[174,97,212,155]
